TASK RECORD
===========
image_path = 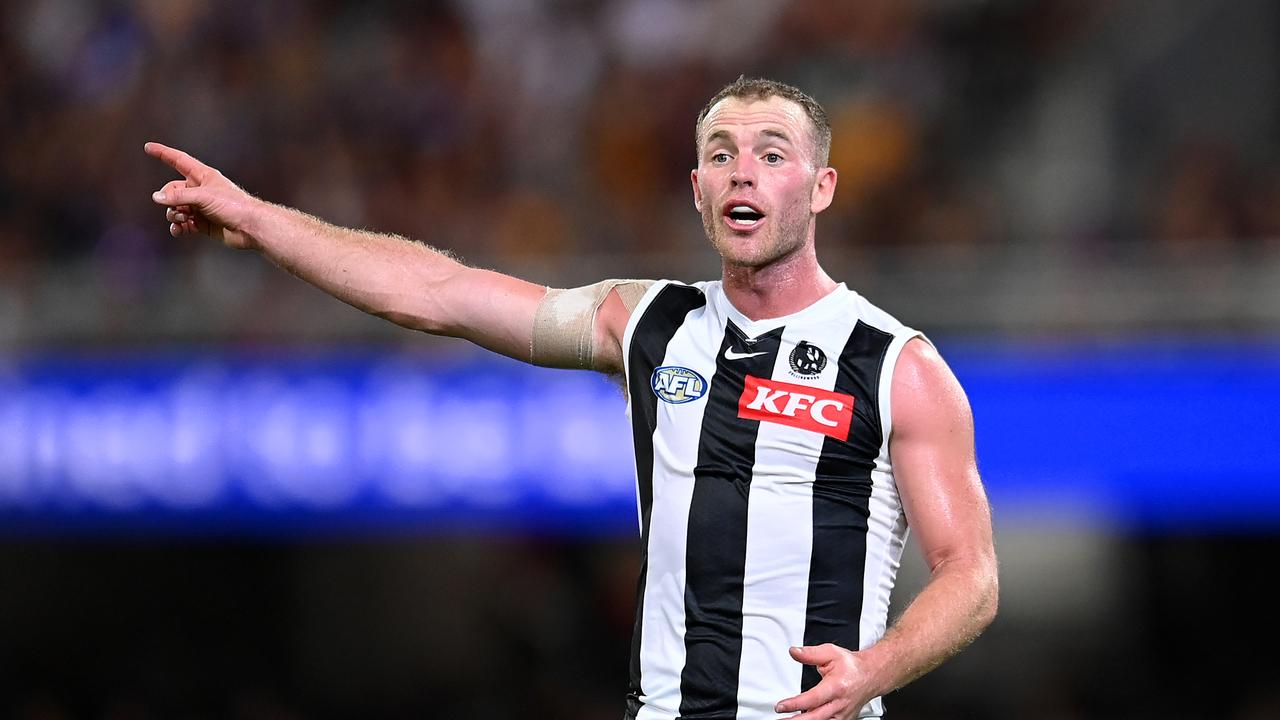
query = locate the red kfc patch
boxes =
[737,375,854,440]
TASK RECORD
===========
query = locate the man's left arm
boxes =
[776,338,998,719]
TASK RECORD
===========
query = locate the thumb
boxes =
[789,644,836,665]
[151,182,206,207]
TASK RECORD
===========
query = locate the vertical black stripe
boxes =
[628,284,709,539]
[678,322,783,719]
[625,283,706,717]
[801,322,893,692]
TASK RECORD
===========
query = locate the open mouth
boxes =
[724,203,766,230]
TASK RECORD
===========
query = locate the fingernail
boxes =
[153,191,166,202]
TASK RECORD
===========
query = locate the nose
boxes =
[730,155,756,187]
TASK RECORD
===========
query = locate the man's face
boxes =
[692,95,836,269]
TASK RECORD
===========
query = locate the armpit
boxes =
[531,279,654,369]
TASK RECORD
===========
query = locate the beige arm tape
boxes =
[531,279,655,369]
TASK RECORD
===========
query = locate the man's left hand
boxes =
[774,644,878,719]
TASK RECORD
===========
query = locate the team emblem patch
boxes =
[651,366,708,404]
[789,341,827,377]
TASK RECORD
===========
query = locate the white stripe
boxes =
[621,280,673,382]
[622,279,674,536]
[735,321,852,718]
[858,328,921,718]
[636,291,719,720]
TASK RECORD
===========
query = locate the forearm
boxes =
[240,198,467,333]
[860,553,998,697]
[147,141,553,360]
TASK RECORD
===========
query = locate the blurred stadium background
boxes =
[2,0,1279,718]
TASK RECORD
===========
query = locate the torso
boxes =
[622,280,922,720]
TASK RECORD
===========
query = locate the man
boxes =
[147,76,997,720]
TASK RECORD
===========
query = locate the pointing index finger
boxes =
[143,141,212,182]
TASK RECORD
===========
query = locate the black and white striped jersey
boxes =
[622,280,923,720]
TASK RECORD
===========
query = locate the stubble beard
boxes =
[702,201,811,270]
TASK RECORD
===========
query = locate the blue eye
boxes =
[764,153,782,164]
[711,152,731,164]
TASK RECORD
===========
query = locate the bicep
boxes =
[432,270,649,373]
[889,339,994,573]
[432,267,548,362]
[466,276,653,374]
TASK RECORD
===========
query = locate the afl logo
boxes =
[651,366,707,404]
[789,341,827,377]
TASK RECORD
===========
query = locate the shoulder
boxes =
[891,339,972,439]
[845,287,910,336]
[624,279,711,328]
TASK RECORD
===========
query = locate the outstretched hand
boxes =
[774,644,879,719]
[144,142,257,250]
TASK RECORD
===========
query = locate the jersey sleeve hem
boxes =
[620,280,674,407]
[876,328,928,454]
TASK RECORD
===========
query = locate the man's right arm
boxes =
[145,142,635,373]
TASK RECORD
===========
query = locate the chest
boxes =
[642,313,887,484]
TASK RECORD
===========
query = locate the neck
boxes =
[720,241,837,321]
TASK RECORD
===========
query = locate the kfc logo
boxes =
[738,375,854,440]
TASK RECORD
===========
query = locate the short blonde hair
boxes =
[695,76,831,166]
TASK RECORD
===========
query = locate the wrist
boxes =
[235,195,272,252]
[855,642,900,698]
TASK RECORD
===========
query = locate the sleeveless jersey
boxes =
[621,280,922,720]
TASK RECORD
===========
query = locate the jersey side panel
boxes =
[860,327,923,719]
[624,281,708,720]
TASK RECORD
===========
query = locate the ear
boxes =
[810,166,837,214]
[691,168,703,212]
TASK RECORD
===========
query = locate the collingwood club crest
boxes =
[788,341,827,378]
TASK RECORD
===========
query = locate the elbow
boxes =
[365,263,465,335]
[942,549,998,634]
[931,546,1000,632]
[368,286,457,336]
[374,307,446,334]
[975,552,999,632]
[980,580,999,633]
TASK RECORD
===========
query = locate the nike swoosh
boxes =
[724,348,768,360]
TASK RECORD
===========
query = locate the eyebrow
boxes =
[704,128,795,148]
[705,129,733,146]
[761,129,793,145]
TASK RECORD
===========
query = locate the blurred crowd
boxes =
[2,0,1278,343]
[3,4,1280,718]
